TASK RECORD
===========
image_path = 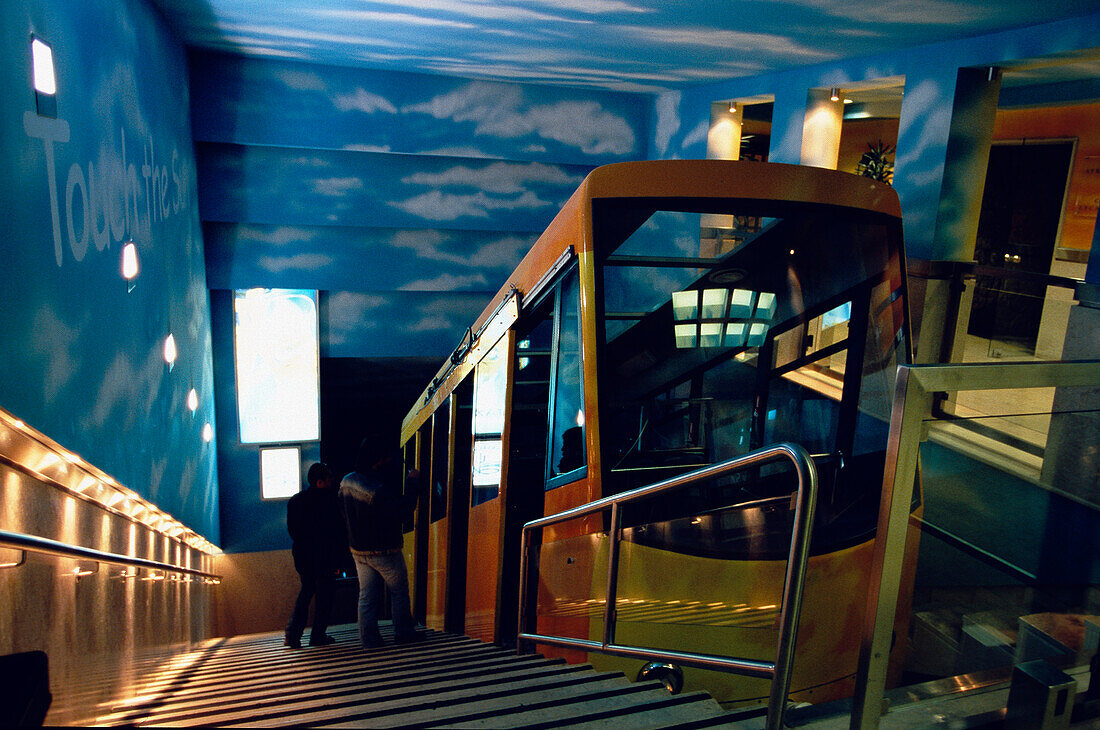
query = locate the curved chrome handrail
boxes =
[0,529,221,580]
[517,441,818,730]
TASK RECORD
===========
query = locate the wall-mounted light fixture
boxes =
[69,560,98,578]
[202,423,214,443]
[31,36,57,117]
[163,333,177,369]
[829,88,840,102]
[187,388,199,413]
[121,241,139,290]
[728,100,737,113]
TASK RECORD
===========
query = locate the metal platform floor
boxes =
[97,623,744,728]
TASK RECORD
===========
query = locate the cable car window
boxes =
[854,280,907,457]
[430,405,449,523]
[547,267,586,486]
[598,210,780,494]
[764,361,843,454]
[402,440,417,533]
[596,200,907,508]
[512,300,554,493]
[471,336,507,506]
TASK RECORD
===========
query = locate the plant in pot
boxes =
[856,140,895,184]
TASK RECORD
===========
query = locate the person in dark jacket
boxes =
[340,439,419,648]
[284,462,343,649]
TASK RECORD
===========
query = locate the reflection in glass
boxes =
[473,338,507,436]
[472,440,503,489]
[549,270,585,482]
[471,337,508,506]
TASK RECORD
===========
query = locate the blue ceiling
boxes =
[153,0,1100,92]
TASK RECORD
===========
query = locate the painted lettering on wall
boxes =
[23,111,192,267]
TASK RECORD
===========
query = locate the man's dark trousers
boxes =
[286,567,334,644]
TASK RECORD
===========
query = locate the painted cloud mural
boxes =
[190,53,647,165]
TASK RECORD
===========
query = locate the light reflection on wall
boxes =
[0,407,219,555]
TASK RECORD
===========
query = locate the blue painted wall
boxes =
[0,0,218,540]
[193,53,651,551]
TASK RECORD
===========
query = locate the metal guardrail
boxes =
[0,529,221,581]
[517,442,819,730]
[850,359,1100,729]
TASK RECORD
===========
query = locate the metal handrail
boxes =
[517,442,819,730]
[0,529,221,580]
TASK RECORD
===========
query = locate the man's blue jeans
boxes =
[350,549,415,647]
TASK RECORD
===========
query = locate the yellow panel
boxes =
[586,539,877,707]
[426,517,447,630]
[465,498,500,643]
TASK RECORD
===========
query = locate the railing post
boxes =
[517,525,531,655]
[851,367,929,729]
[602,503,622,648]
[767,445,818,730]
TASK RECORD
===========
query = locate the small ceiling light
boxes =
[31,38,56,95]
[728,100,736,113]
[843,98,853,104]
[121,241,139,284]
[163,333,178,368]
[187,388,199,413]
[830,88,840,102]
[202,423,214,442]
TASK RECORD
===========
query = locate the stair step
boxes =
[100,623,741,728]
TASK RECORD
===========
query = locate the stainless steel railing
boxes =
[850,358,1100,729]
[0,529,221,581]
[517,442,818,730]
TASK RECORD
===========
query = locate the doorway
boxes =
[969,140,1074,354]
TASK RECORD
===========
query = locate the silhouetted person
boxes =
[284,462,343,648]
[340,439,420,648]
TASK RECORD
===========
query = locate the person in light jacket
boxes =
[340,438,420,649]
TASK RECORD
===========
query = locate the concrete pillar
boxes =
[894,65,1000,262]
[930,67,1002,263]
[800,88,843,170]
[767,85,809,165]
[893,65,1001,362]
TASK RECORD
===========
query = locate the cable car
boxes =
[399,159,918,705]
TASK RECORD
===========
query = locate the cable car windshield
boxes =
[595,199,907,555]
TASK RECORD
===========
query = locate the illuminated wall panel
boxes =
[233,289,320,444]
